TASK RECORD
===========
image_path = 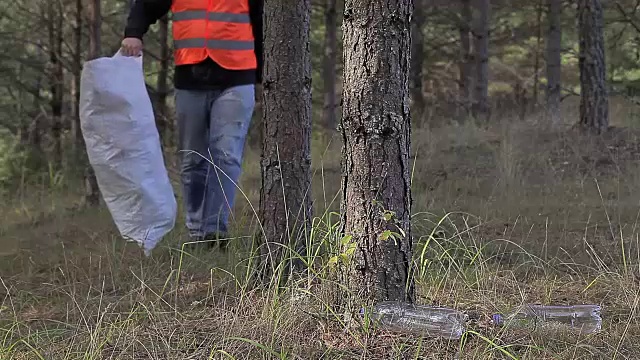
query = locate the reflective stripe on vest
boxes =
[170,1,256,70]
[174,38,254,51]
[172,11,250,23]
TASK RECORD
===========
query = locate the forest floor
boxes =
[2,108,640,359]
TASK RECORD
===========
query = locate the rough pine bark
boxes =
[410,0,426,120]
[85,0,102,207]
[472,0,490,120]
[322,0,338,131]
[458,0,473,116]
[578,0,608,133]
[340,0,414,303]
[546,0,562,123]
[259,0,313,275]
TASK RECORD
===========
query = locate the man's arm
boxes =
[249,0,264,83]
[124,0,172,39]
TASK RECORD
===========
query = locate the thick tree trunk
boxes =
[472,0,490,120]
[410,0,426,121]
[322,0,338,131]
[340,0,414,303]
[578,0,608,133]
[157,14,170,144]
[259,0,313,276]
[459,0,473,116]
[85,0,102,207]
[546,0,562,123]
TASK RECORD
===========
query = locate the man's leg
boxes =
[175,89,213,239]
[203,84,255,239]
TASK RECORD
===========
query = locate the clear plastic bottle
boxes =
[363,301,468,339]
[492,304,602,334]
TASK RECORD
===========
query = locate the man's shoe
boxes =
[217,233,231,252]
[186,232,230,252]
[208,232,230,252]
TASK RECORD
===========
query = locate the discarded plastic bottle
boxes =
[492,304,602,334]
[363,301,468,339]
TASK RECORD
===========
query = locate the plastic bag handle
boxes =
[113,48,143,67]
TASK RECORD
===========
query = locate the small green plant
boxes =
[328,234,356,267]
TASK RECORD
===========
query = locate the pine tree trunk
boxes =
[322,0,338,131]
[71,0,83,154]
[85,0,102,207]
[30,62,44,150]
[410,0,426,121]
[532,0,543,110]
[49,0,64,166]
[472,0,490,120]
[578,0,608,133]
[459,0,473,117]
[546,0,562,123]
[17,63,28,144]
[340,0,414,303]
[259,0,313,276]
[157,14,170,144]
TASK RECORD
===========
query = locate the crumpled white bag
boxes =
[79,51,177,256]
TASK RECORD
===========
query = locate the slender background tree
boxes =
[84,0,102,206]
[472,0,490,120]
[321,0,339,131]
[411,0,427,120]
[546,0,562,124]
[458,0,473,117]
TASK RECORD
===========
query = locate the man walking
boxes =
[121,0,263,249]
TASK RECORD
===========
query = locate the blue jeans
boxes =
[175,85,255,238]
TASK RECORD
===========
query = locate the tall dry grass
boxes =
[1,99,640,359]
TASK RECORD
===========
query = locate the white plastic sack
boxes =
[79,51,177,256]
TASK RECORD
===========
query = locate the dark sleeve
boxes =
[249,0,264,83]
[124,0,172,39]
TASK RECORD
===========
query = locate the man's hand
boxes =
[120,38,143,56]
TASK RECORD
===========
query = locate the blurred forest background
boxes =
[5,0,640,190]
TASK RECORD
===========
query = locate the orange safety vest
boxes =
[171,0,257,70]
